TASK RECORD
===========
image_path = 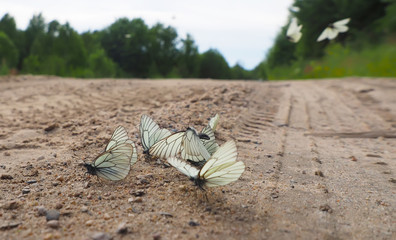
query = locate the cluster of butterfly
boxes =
[83,114,245,190]
[287,17,350,43]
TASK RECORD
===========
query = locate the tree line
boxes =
[0,13,257,79]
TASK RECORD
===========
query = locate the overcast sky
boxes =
[1,0,293,70]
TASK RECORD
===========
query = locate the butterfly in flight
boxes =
[317,18,350,42]
[286,17,303,43]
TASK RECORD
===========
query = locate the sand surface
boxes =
[0,76,395,239]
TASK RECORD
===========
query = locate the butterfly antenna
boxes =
[203,192,209,203]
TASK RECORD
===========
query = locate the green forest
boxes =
[0,0,395,80]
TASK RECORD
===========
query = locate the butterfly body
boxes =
[83,163,97,176]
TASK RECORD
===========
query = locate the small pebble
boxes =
[116,222,128,234]
[315,170,324,177]
[85,220,94,226]
[37,156,45,161]
[55,203,63,209]
[22,187,31,194]
[160,212,173,217]
[0,222,20,230]
[319,204,333,213]
[47,220,59,229]
[4,152,10,156]
[44,124,59,132]
[1,201,20,210]
[188,220,200,227]
[81,206,88,212]
[27,180,37,184]
[46,209,60,221]
[270,193,279,199]
[1,174,13,180]
[91,232,113,240]
[103,213,111,220]
[130,189,145,196]
[56,176,64,182]
[129,197,143,203]
[153,233,161,240]
[37,206,47,216]
[43,233,53,240]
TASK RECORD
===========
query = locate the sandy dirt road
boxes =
[0,76,395,239]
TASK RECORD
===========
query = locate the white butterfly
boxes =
[286,17,303,43]
[317,18,350,42]
[208,113,219,132]
[149,127,211,162]
[167,140,245,189]
[139,115,172,154]
[199,114,220,156]
[83,126,137,181]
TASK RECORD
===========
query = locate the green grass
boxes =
[268,42,396,80]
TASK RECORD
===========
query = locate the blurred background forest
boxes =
[0,0,395,80]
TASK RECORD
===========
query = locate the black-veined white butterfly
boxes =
[198,114,220,157]
[139,115,172,154]
[83,126,137,181]
[286,17,302,43]
[208,113,219,132]
[149,127,211,162]
[167,140,245,190]
[317,18,350,42]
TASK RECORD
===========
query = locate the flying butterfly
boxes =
[286,17,303,43]
[149,127,211,162]
[139,115,172,154]
[167,140,245,190]
[83,126,137,181]
[317,18,350,42]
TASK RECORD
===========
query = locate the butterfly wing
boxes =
[326,27,339,40]
[200,124,219,155]
[106,126,130,151]
[140,115,171,152]
[333,18,350,33]
[317,27,337,41]
[287,18,302,43]
[202,161,245,187]
[124,139,138,166]
[286,18,298,36]
[198,141,245,187]
[208,113,220,131]
[149,132,185,159]
[180,128,211,162]
[152,128,172,145]
[93,143,133,181]
[167,157,199,179]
